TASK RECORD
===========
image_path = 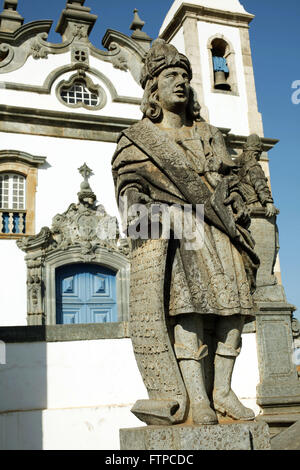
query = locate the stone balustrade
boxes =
[0,209,26,234]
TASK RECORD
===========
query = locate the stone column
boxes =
[239,27,264,137]
[182,14,210,122]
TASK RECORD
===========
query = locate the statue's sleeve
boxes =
[210,125,236,172]
[249,164,274,206]
[112,135,151,206]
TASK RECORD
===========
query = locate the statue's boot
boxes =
[213,341,255,421]
[174,317,217,425]
[178,356,218,425]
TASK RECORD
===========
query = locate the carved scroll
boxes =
[129,238,187,425]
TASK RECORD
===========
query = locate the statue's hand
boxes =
[226,175,240,191]
[125,187,153,206]
[224,191,250,227]
[265,203,278,218]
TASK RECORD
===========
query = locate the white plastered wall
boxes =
[0,336,260,450]
[197,21,250,135]
[160,0,250,34]
[169,27,185,55]
[0,339,147,450]
[0,52,143,117]
[0,240,27,326]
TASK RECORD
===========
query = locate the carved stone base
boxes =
[256,302,300,412]
[120,422,271,450]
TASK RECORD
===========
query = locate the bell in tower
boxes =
[211,39,231,91]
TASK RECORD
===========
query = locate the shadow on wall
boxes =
[0,333,47,450]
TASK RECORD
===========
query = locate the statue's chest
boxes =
[176,138,206,175]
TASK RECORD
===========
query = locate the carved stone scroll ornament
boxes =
[0,43,14,68]
[47,163,126,260]
[31,38,48,60]
[129,238,187,425]
[71,24,88,41]
[26,259,43,317]
[108,42,129,72]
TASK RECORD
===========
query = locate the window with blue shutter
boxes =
[56,264,117,324]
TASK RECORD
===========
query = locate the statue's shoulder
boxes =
[122,118,151,141]
[195,121,222,139]
[112,120,149,167]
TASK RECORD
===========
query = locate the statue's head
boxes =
[140,39,201,122]
[242,134,263,161]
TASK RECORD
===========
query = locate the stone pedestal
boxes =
[256,302,300,410]
[120,421,271,450]
[255,301,300,435]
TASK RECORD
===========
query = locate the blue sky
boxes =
[15,0,300,319]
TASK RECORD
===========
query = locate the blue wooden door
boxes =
[56,264,117,324]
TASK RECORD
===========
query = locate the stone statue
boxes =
[235,134,280,290]
[236,134,278,218]
[112,39,260,426]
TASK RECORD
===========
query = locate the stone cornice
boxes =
[0,322,130,342]
[160,3,254,42]
[0,104,139,143]
[226,133,279,153]
[0,20,53,45]
[102,29,147,61]
[0,319,254,342]
[0,149,47,167]
[0,105,279,153]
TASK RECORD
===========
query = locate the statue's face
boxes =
[157,66,190,112]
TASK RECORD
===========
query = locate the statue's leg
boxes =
[213,315,255,420]
[174,315,218,425]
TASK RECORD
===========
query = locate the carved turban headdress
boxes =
[243,134,263,152]
[140,38,193,89]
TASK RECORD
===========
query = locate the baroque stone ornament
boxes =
[31,38,49,60]
[108,42,129,72]
[112,39,261,427]
[17,164,129,325]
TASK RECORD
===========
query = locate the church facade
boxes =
[0,0,299,450]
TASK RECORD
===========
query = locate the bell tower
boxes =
[159,0,263,138]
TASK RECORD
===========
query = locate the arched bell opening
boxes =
[211,38,231,92]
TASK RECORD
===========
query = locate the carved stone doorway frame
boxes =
[44,246,130,325]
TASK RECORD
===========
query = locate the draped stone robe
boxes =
[112,117,260,424]
[112,117,259,318]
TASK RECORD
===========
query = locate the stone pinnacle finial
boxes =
[130,8,145,32]
[129,8,152,50]
[0,0,23,33]
[3,0,18,10]
[78,162,93,184]
[56,0,97,42]
[78,163,96,205]
[66,0,86,6]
